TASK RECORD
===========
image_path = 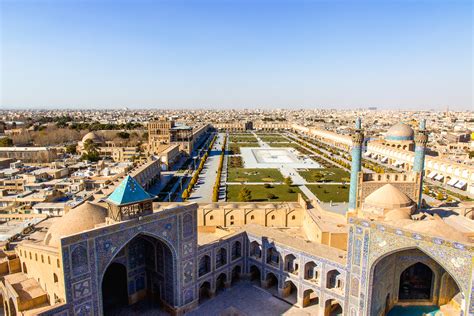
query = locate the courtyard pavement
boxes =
[188,281,318,316]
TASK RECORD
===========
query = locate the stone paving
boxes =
[188,281,318,316]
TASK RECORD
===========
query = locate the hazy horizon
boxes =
[1,0,472,110]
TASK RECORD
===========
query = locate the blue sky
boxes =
[1,0,472,109]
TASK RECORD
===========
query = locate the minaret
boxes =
[348,117,364,211]
[414,119,428,208]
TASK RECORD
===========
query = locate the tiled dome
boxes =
[385,122,414,141]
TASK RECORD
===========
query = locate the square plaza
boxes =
[240,147,321,169]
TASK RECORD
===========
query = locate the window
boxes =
[250,241,261,258]
[210,215,214,220]
[48,256,51,265]
[198,255,211,276]
[271,215,275,220]
[57,259,60,268]
[291,215,296,220]
[216,248,227,268]
[231,241,241,260]
[35,253,38,261]
[250,215,255,220]
[53,273,58,283]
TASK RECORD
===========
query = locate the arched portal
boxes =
[101,234,175,315]
[399,262,433,300]
[199,281,212,303]
[102,263,128,313]
[216,273,227,294]
[369,248,462,315]
[282,280,297,305]
[303,289,319,307]
[249,265,261,284]
[231,265,241,285]
[324,299,342,316]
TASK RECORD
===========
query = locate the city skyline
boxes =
[1,0,472,110]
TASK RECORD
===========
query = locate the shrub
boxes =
[266,193,276,199]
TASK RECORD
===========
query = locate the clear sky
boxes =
[1,0,472,110]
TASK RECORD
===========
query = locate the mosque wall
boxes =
[197,203,304,228]
[15,244,64,305]
[40,204,199,316]
[347,217,474,316]
[245,231,348,313]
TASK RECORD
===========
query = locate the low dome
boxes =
[385,122,414,141]
[364,184,414,209]
[384,208,412,221]
[82,132,104,143]
[404,218,469,242]
[44,202,107,247]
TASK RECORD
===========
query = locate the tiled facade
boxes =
[35,203,474,316]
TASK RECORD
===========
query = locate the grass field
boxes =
[227,168,285,182]
[297,168,350,183]
[226,184,302,202]
[268,142,312,155]
[258,135,289,143]
[306,184,349,202]
[229,135,258,143]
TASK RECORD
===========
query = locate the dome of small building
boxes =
[364,184,414,209]
[385,122,414,141]
[44,202,107,248]
[82,131,104,144]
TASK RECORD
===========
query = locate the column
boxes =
[348,118,364,211]
[414,119,428,208]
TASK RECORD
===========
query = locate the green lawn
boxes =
[269,142,312,155]
[226,184,303,202]
[227,168,285,182]
[229,135,258,143]
[297,168,350,183]
[306,184,349,202]
[259,135,289,143]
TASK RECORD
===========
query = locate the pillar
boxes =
[348,118,364,211]
[414,119,428,208]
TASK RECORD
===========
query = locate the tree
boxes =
[83,139,98,154]
[0,137,13,147]
[182,189,189,200]
[284,177,293,186]
[238,187,252,202]
[436,192,445,200]
[117,131,130,139]
[266,193,276,200]
[65,144,77,154]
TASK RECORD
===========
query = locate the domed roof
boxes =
[404,218,469,242]
[82,131,104,143]
[364,184,414,209]
[384,208,412,221]
[44,202,107,247]
[385,122,414,141]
